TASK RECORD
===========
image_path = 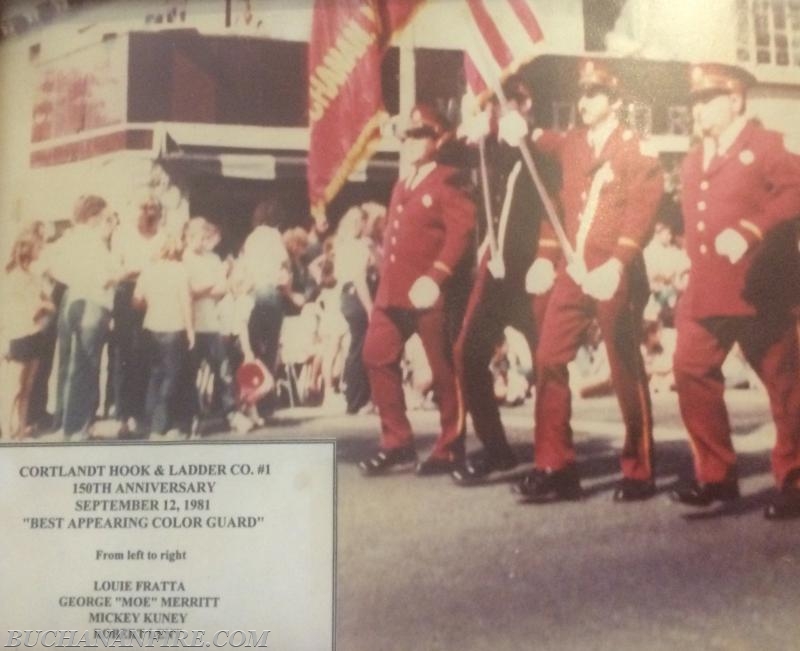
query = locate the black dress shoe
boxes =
[764,485,800,520]
[415,454,464,476]
[358,446,417,476]
[612,478,656,502]
[451,451,518,486]
[669,480,740,506]
[512,466,582,503]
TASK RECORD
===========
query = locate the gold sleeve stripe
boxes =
[539,238,560,248]
[433,260,452,275]
[738,219,763,241]
[617,237,640,250]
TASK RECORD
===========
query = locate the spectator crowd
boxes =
[0,186,761,442]
[0,193,390,441]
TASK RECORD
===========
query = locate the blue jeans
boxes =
[248,286,284,373]
[57,297,111,436]
[341,286,370,413]
[144,330,188,435]
[172,332,236,431]
[111,281,148,421]
[193,332,236,414]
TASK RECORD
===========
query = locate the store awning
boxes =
[158,122,399,181]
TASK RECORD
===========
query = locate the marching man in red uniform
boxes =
[359,105,475,477]
[670,64,800,519]
[499,60,664,502]
[450,76,560,485]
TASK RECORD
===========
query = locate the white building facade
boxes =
[1,0,798,247]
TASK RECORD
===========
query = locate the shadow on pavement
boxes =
[263,414,319,428]
[335,430,776,509]
[335,432,438,465]
[678,486,775,520]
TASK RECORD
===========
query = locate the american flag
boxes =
[462,0,545,109]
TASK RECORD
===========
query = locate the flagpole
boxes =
[462,6,576,265]
[477,136,500,255]
[509,106,577,264]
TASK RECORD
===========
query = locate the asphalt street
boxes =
[251,388,800,651]
[62,386,800,650]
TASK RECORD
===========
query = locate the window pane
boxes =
[667,106,691,136]
[129,33,309,127]
[552,102,575,132]
[773,0,787,28]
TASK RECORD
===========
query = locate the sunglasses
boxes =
[579,85,609,99]
[403,126,438,141]
[689,89,730,106]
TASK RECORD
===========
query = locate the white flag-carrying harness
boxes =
[459,0,577,266]
[574,162,615,275]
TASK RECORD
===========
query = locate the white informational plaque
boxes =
[0,441,335,649]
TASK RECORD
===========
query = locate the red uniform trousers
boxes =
[454,254,548,454]
[534,270,654,480]
[363,305,464,459]
[674,307,800,487]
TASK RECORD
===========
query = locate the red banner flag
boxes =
[308,0,421,222]
[462,0,545,110]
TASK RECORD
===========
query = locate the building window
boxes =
[737,0,800,66]
[128,33,310,127]
[581,0,626,51]
[416,49,464,123]
[624,101,652,136]
[666,106,692,136]
[552,102,575,132]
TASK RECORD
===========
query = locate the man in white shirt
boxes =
[109,196,164,435]
[643,220,689,324]
[180,217,239,433]
[48,195,121,439]
[241,199,290,392]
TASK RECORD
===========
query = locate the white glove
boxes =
[498,110,529,147]
[460,109,492,144]
[582,258,623,301]
[408,275,441,309]
[714,228,748,264]
[487,251,506,279]
[566,259,588,286]
[525,258,555,295]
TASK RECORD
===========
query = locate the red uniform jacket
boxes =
[533,124,663,271]
[375,163,476,310]
[680,120,800,318]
